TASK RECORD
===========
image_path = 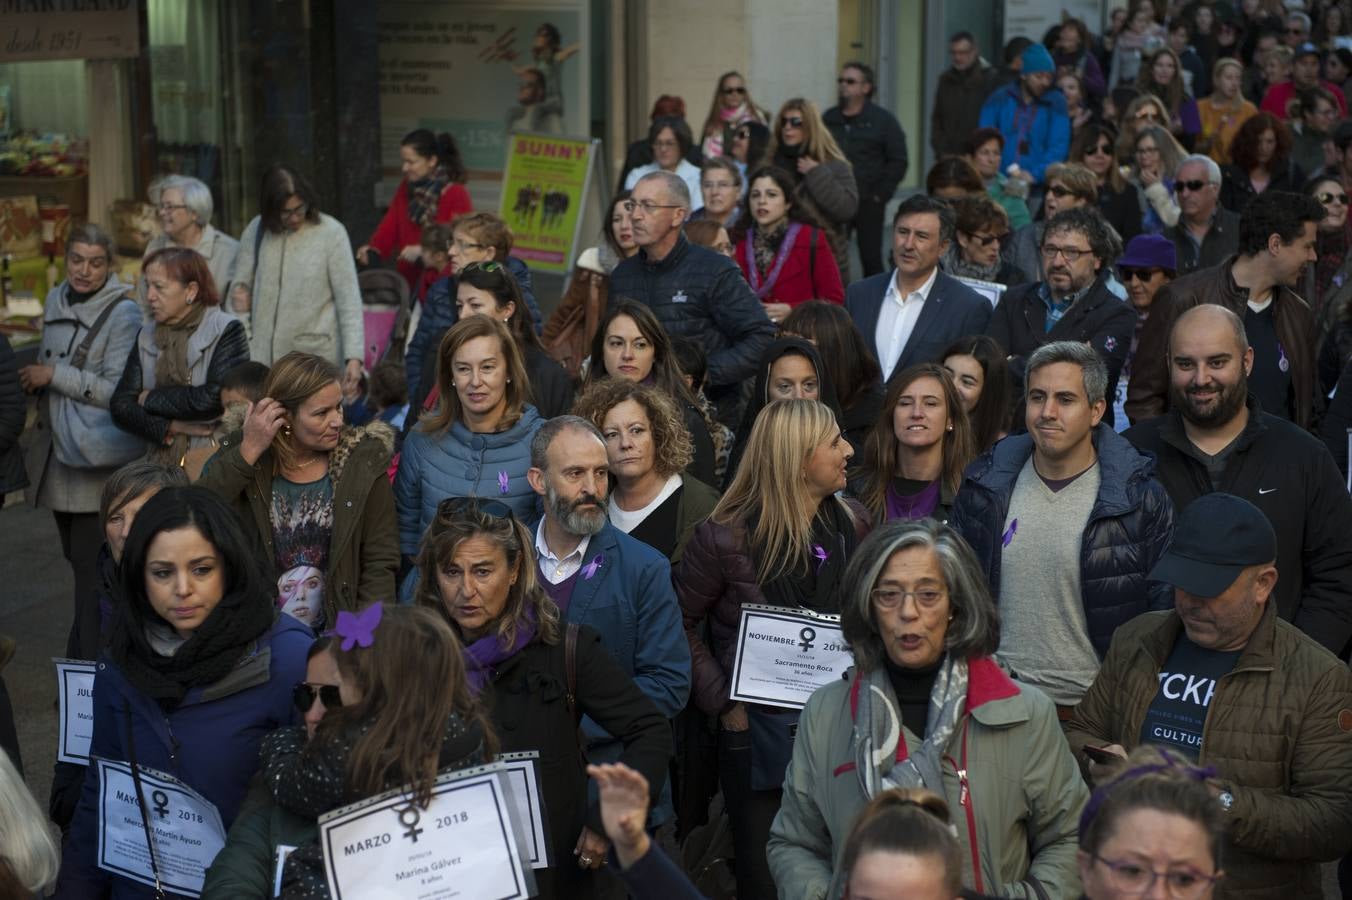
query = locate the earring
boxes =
[283,425,292,436]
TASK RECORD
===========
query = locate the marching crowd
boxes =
[3,2,1352,898]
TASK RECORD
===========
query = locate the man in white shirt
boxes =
[845,194,991,382]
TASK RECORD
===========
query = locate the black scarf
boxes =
[108,578,277,708]
[758,497,861,613]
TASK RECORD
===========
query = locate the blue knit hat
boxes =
[1021,43,1055,75]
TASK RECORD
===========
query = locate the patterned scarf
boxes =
[752,219,790,276]
[150,300,208,462]
[852,654,969,798]
[943,244,1001,283]
[408,166,450,227]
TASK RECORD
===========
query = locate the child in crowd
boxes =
[415,223,454,306]
[182,361,270,480]
[341,359,409,434]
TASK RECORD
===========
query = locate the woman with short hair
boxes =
[111,247,250,462]
[698,71,770,160]
[944,194,1028,287]
[144,174,239,306]
[767,518,1087,900]
[1220,111,1305,212]
[690,156,744,228]
[964,128,1033,230]
[624,116,703,207]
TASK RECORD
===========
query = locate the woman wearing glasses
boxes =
[143,175,239,309]
[623,116,703,211]
[728,121,772,180]
[944,194,1027,288]
[1304,178,1352,379]
[768,99,859,283]
[1113,234,1176,430]
[698,71,770,160]
[1114,94,1171,162]
[229,165,364,397]
[676,399,870,900]
[1220,112,1306,213]
[767,518,1087,900]
[416,499,671,900]
[1197,58,1258,166]
[53,487,311,899]
[199,351,399,631]
[689,157,744,228]
[1129,124,1188,233]
[1072,124,1145,242]
[355,129,473,290]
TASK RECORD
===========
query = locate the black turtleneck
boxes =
[884,653,943,739]
[67,285,99,305]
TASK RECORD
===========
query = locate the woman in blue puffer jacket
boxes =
[395,316,543,597]
[53,486,310,900]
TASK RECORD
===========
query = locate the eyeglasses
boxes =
[158,203,189,213]
[1174,179,1210,193]
[721,85,747,95]
[292,682,343,713]
[962,231,1002,247]
[1318,191,1350,205]
[702,180,736,191]
[1089,854,1222,900]
[453,238,488,253]
[436,496,517,522]
[280,202,308,220]
[837,77,861,85]
[782,116,805,129]
[1134,110,1161,121]
[1120,267,1164,282]
[1047,184,1081,198]
[1136,144,1160,155]
[1042,245,1091,262]
[624,199,683,215]
[871,587,947,609]
[1286,27,1307,35]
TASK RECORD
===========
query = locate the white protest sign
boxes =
[95,758,227,897]
[54,657,96,764]
[956,275,1006,308]
[500,751,549,869]
[730,605,854,710]
[320,762,536,900]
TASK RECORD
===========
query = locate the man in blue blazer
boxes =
[527,415,691,827]
[846,194,993,383]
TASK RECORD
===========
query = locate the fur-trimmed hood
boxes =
[330,420,395,484]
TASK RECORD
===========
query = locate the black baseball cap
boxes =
[1148,493,1277,598]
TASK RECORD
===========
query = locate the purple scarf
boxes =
[744,222,803,299]
[885,479,942,521]
[463,614,538,695]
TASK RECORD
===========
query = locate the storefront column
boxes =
[85,59,133,228]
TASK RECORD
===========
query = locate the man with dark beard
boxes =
[526,416,691,831]
[1125,305,1352,656]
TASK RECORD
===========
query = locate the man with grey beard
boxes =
[1124,304,1352,657]
[526,416,690,830]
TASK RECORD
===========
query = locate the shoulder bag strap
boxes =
[70,295,134,370]
[563,623,589,768]
[123,707,168,899]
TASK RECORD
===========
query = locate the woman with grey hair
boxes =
[767,518,1087,900]
[144,175,239,307]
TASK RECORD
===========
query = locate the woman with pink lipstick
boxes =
[676,399,871,900]
[199,352,398,631]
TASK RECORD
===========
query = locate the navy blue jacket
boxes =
[609,235,776,388]
[53,614,311,900]
[846,268,992,381]
[949,425,1175,657]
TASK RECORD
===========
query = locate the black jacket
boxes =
[1097,183,1144,244]
[950,424,1175,657]
[481,626,671,900]
[985,276,1137,426]
[524,344,574,419]
[610,234,776,388]
[823,101,908,200]
[1126,396,1352,656]
[1164,207,1241,274]
[1219,160,1306,214]
[109,318,249,444]
[0,333,27,496]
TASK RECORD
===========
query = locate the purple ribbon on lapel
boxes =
[1002,519,1018,548]
[811,543,829,575]
[497,471,510,494]
[582,554,604,580]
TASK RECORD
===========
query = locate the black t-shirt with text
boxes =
[1139,634,1242,759]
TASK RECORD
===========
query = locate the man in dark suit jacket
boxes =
[846,194,992,382]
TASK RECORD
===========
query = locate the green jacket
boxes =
[198,421,400,623]
[670,475,720,567]
[767,657,1087,900]
[1066,605,1352,900]
[200,779,317,899]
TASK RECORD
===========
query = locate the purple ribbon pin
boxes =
[811,543,829,574]
[1002,519,1018,547]
[497,471,510,494]
[582,554,604,580]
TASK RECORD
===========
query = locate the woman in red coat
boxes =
[733,165,843,324]
[356,129,473,289]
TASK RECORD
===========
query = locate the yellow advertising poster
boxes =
[498,133,594,274]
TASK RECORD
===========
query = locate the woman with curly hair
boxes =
[572,378,718,564]
[1135,47,1201,149]
[698,71,770,160]
[1220,111,1305,212]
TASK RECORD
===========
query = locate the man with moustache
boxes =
[1067,493,1352,899]
[951,341,1174,717]
[1125,305,1352,656]
[526,416,691,828]
[1125,191,1323,427]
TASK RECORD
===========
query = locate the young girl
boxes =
[260,604,496,898]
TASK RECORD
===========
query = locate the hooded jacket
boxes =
[949,425,1175,657]
[978,84,1072,183]
[198,422,399,622]
[1066,605,1352,900]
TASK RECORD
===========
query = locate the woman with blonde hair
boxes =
[1128,124,1188,232]
[676,399,871,900]
[0,748,59,897]
[1197,57,1258,165]
[199,351,398,630]
[699,71,770,160]
[768,98,859,282]
[1114,93,1172,161]
[849,364,975,526]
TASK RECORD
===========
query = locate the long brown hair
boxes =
[701,71,767,140]
[1136,47,1186,117]
[319,605,499,808]
[858,364,975,522]
[583,300,697,408]
[262,352,341,473]
[421,316,531,435]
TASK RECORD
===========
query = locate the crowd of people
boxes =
[3,2,1352,897]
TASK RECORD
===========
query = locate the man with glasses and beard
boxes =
[1163,155,1240,274]
[1125,305,1352,657]
[526,416,691,828]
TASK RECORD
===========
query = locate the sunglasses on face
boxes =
[733,130,750,140]
[1319,191,1350,205]
[963,231,1003,246]
[293,682,342,713]
[782,116,805,129]
[1174,180,1210,193]
[1086,143,1113,155]
[1047,184,1080,198]
[838,77,860,85]
[722,85,747,95]
[1120,267,1163,281]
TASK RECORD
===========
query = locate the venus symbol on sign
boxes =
[397,805,424,843]
[799,627,816,652]
[151,790,169,820]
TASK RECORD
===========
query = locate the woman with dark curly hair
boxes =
[572,378,718,564]
[1220,111,1305,212]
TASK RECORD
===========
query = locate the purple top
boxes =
[540,564,582,616]
[885,479,942,521]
